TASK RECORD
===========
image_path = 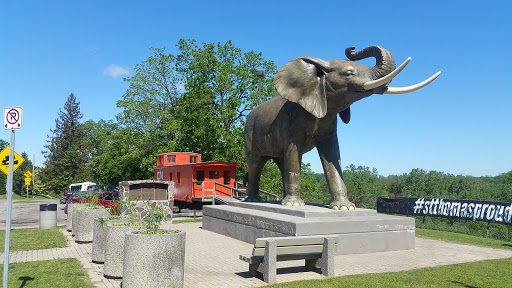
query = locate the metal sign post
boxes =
[3,131,15,288]
[3,107,22,288]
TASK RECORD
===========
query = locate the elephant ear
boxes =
[339,107,350,124]
[274,56,331,118]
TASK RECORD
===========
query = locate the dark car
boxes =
[64,192,92,214]
[65,191,120,215]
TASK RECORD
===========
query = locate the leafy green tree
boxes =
[174,39,277,170]
[41,93,88,193]
[258,161,322,204]
[33,167,47,194]
[299,163,325,204]
[116,47,181,178]
[386,175,404,196]
[82,120,150,185]
[343,165,386,196]
[116,39,277,180]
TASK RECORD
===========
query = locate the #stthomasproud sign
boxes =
[377,197,512,225]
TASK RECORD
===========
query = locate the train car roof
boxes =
[155,161,239,169]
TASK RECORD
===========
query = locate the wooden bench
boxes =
[239,235,338,283]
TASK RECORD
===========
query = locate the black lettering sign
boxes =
[377,197,512,225]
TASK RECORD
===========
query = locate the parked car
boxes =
[60,182,96,204]
[87,185,119,193]
[65,191,120,215]
[60,191,72,204]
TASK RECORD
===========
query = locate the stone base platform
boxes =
[203,201,415,255]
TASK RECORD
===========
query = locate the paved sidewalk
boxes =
[172,222,512,287]
[2,222,512,288]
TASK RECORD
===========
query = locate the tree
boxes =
[174,39,277,170]
[33,167,47,194]
[82,120,149,185]
[116,39,277,180]
[343,165,386,196]
[41,93,88,193]
[115,47,182,179]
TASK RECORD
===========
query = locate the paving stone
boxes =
[1,222,512,288]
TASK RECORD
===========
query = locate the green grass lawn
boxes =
[0,226,67,252]
[0,258,95,288]
[416,228,512,251]
[0,194,53,200]
[270,257,512,288]
[269,228,512,288]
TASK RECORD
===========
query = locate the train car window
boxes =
[209,170,219,179]
[190,156,198,163]
[177,172,181,184]
[167,155,175,164]
[196,171,204,182]
[170,173,173,182]
[224,170,231,185]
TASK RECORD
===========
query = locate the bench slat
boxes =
[252,244,330,257]
[254,235,338,248]
[240,253,321,264]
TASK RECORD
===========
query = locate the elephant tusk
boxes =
[363,57,411,90]
[384,71,442,94]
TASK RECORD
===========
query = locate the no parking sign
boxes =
[3,107,23,130]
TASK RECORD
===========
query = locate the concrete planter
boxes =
[122,230,186,288]
[66,204,74,231]
[103,223,143,278]
[74,207,110,243]
[71,205,85,236]
[92,218,132,263]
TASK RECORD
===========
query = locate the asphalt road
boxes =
[0,198,67,229]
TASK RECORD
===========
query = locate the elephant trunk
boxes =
[345,46,396,80]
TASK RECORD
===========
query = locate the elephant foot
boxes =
[244,194,263,202]
[281,196,305,207]
[329,199,356,210]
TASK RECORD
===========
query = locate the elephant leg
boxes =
[271,157,286,200]
[245,157,268,202]
[317,134,355,210]
[281,142,305,207]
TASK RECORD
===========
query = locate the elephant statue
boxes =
[243,45,441,210]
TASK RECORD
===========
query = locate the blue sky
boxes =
[1,1,511,177]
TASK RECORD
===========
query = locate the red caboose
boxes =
[154,152,240,211]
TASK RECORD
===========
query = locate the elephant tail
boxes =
[243,173,249,186]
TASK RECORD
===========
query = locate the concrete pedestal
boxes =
[123,230,186,288]
[203,201,415,255]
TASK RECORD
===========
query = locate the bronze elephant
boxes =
[244,46,441,210]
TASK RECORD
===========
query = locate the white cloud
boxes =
[103,64,130,78]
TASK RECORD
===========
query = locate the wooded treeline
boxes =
[303,165,512,207]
